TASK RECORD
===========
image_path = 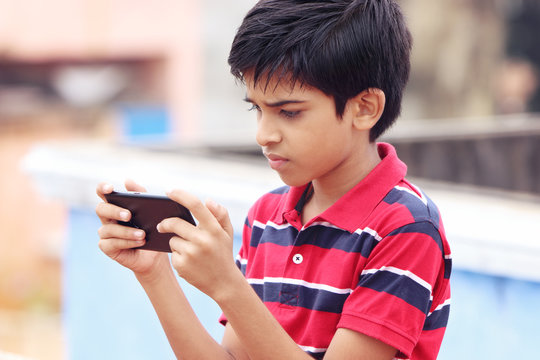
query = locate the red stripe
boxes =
[266,302,340,349]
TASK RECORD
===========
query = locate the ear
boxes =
[347,88,386,131]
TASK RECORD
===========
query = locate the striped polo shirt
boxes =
[221,143,451,359]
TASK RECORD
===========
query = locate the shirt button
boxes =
[292,254,303,264]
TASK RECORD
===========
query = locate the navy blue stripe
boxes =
[384,188,437,224]
[307,351,325,359]
[250,224,298,247]
[250,223,379,256]
[250,282,349,314]
[444,258,452,279]
[299,226,380,257]
[387,221,444,254]
[270,185,290,194]
[387,222,452,279]
[425,195,441,228]
[424,304,450,330]
[235,259,246,276]
[244,216,251,229]
[250,226,264,247]
[358,270,432,314]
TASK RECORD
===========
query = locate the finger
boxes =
[206,199,234,238]
[157,217,196,241]
[169,237,195,278]
[95,202,132,224]
[166,189,218,228]
[98,223,145,241]
[169,235,187,254]
[99,238,146,254]
[96,182,114,202]
[170,248,187,277]
[125,179,147,193]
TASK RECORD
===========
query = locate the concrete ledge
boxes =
[22,141,540,282]
[413,180,540,282]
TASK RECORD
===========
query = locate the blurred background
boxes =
[0,0,539,359]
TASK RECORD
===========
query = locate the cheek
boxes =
[316,130,355,165]
[310,123,350,150]
[296,134,347,171]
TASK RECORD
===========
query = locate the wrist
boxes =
[211,266,249,306]
[134,253,173,285]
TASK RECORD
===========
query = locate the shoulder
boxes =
[371,179,444,235]
[364,179,450,264]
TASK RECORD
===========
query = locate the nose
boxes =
[255,115,281,146]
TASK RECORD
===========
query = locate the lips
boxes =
[263,152,289,171]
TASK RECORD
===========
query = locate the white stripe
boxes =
[298,344,327,353]
[395,185,428,206]
[306,220,343,230]
[247,277,353,295]
[429,298,451,316]
[361,266,433,293]
[305,222,383,244]
[253,220,291,230]
[354,226,382,241]
[235,255,247,265]
[410,182,429,203]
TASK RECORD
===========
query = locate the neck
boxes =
[302,142,381,222]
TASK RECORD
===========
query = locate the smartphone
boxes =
[104,191,196,252]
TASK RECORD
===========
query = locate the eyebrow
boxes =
[243,97,306,107]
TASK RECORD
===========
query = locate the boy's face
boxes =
[244,74,363,187]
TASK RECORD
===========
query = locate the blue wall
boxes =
[65,208,225,360]
[66,207,540,359]
[118,104,171,144]
[439,270,540,359]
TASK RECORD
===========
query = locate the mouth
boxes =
[263,152,289,171]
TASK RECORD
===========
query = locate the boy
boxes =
[96,0,451,359]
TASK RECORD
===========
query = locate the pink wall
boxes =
[0,0,203,140]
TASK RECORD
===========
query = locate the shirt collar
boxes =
[276,142,407,232]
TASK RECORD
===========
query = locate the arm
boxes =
[218,270,396,360]
[155,190,308,359]
[134,262,234,360]
[324,329,397,360]
[159,189,397,360]
[96,181,233,360]
[98,183,396,359]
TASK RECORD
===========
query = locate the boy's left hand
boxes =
[157,189,239,299]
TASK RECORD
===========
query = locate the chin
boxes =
[277,173,312,188]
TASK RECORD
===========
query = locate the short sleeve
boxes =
[337,221,448,357]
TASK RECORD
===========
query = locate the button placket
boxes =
[278,227,308,308]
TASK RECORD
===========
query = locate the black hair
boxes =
[228,0,412,141]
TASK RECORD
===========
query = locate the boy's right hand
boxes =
[96,179,168,277]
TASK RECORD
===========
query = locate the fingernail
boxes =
[134,230,144,238]
[103,184,113,192]
[156,222,162,232]
[120,211,130,221]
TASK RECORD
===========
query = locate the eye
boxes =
[247,104,261,112]
[280,109,301,119]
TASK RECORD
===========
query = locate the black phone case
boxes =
[104,191,196,252]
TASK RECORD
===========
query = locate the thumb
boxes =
[124,179,147,193]
[206,199,234,239]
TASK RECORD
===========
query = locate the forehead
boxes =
[244,71,312,98]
